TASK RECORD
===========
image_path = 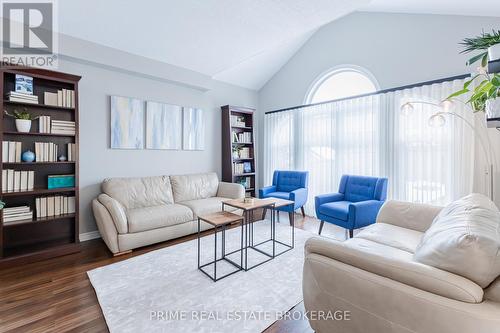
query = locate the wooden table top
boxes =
[223,197,276,210]
[197,211,243,226]
[270,198,294,208]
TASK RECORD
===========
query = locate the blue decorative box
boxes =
[48,174,75,189]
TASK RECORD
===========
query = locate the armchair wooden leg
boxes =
[318,221,324,235]
[288,212,294,226]
[300,207,305,217]
[262,208,267,220]
[349,229,354,239]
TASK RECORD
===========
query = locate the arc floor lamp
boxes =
[401,99,495,201]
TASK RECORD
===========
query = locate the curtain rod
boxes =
[265,73,470,115]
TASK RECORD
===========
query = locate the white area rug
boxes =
[88,220,316,333]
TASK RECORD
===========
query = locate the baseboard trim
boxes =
[79,230,101,242]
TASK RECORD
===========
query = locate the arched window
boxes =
[305,65,379,104]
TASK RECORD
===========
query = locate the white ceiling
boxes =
[48,1,500,90]
[363,0,500,17]
[56,0,369,90]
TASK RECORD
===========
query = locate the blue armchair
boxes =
[315,175,388,238]
[259,170,309,223]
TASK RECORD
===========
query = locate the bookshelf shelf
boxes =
[3,161,75,165]
[0,65,81,268]
[221,105,257,198]
[3,131,75,137]
[1,187,76,197]
[3,213,76,228]
[3,100,75,111]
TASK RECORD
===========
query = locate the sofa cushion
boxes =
[318,201,351,221]
[170,172,219,202]
[102,176,174,209]
[179,197,237,219]
[265,191,291,200]
[356,223,423,253]
[414,193,500,288]
[126,204,193,233]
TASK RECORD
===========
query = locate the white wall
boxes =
[257,12,500,205]
[56,56,257,235]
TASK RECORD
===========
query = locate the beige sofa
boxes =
[92,172,244,255]
[303,195,500,333]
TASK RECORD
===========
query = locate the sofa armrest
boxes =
[304,237,484,303]
[259,185,277,198]
[349,200,384,228]
[376,200,442,232]
[97,194,128,234]
[92,199,119,253]
[315,192,344,207]
[290,188,308,207]
[217,182,245,199]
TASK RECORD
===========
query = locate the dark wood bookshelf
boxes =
[0,65,81,268]
[221,105,257,197]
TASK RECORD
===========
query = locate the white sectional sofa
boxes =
[303,194,500,333]
[92,172,244,255]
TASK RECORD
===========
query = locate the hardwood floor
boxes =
[0,214,345,333]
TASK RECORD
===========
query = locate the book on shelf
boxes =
[38,115,51,133]
[43,92,58,106]
[36,195,75,218]
[3,205,33,224]
[67,143,76,161]
[2,169,34,192]
[51,120,75,135]
[233,163,252,175]
[34,142,59,162]
[54,89,75,108]
[232,131,252,143]
[230,115,247,127]
[2,141,22,163]
[6,91,39,104]
[15,75,33,95]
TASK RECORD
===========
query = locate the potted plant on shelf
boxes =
[4,108,39,133]
[447,30,500,118]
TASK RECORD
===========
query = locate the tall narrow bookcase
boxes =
[221,105,256,197]
[0,65,81,268]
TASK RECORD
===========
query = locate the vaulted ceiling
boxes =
[55,0,500,90]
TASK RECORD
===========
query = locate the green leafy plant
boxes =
[460,30,500,66]
[4,108,39,120]
[0,199,5,210]
[447,73,500,112]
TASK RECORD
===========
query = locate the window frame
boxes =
[304,65,380,104]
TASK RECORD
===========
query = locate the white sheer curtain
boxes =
[263,78,475,215]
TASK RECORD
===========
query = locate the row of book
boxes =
[35,142,59,162]
[3,205,33,224]
[236,147,251,159]
[232,131,252,144]
[236,176,253,189]
[233,162,252,175]
[43,89,76,108]
[2,141,22,163]
[51,120,75,135]
[6,91,38,104]
[36,195,76,218]
[230,115,247,127]
[1,169,35,192]
[67,143,76,161]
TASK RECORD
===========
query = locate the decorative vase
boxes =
[15,119,31,133]
[486,98,500,119]
[488,44,500,62]
[21,150,35,162]
[58,155,67,162]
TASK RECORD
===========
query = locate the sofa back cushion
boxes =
[414,193,500,288]
[274,170,308,192]
[341,175,387,202]
[170,172,219,202]
[102,176,174,209]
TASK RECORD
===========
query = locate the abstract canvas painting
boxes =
[146,101,182,150]
[110,96,145,149]
[182,107,204,150]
